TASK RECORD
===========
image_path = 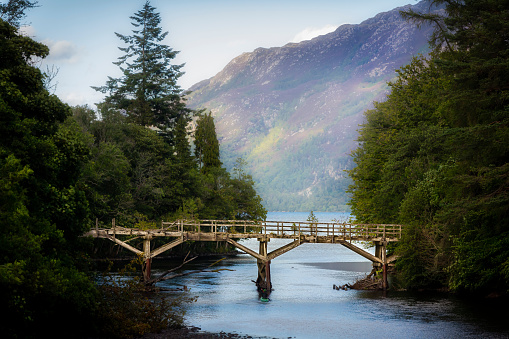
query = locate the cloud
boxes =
[291,24,338,43]
[16,27,80,64]
[60,90,103,108]
[18,25,36,37]
[43,39,80,64]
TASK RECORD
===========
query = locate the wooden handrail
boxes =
[172,220,403,239]
[88,219,403,241]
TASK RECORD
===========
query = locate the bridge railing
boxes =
[163,220,264,234]
[169,220,402,240]
[262,221,402,239]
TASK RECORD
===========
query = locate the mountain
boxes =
[185,1,438,212]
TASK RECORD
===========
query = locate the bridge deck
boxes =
[86,219,402,243]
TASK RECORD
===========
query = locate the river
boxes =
[153,212,509,338]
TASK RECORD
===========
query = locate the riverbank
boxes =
[140,326,256,339]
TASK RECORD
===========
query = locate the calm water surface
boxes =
[153,212,509,338]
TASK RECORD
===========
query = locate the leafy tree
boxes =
[0,17,99,336]
[92,0,191,141]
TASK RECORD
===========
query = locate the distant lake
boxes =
[266,211,351,223]
[154,212,509,338]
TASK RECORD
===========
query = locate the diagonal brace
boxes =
[338,240,383,264]
[150,238,184,259]
[267,240,301,261]
[227,238,267,262]
[103,234,144,256]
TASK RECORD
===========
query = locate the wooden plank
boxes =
[103,234,144,256]
[150,238,184,258]
[227,238,266,262]
[386,254,399,263]
[266,240,301,261]
[338,240,383,264]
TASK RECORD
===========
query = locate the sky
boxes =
[19,0,418,108]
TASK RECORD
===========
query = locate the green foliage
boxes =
[307,210,318,223]
[92,0,191,140]
[348,1,509,293]
[194,111,222,173]
[96,258,195,338]
[0,1,267,336]
[0,17,100,337]
[0,0,37,27]
[87,1,265,224]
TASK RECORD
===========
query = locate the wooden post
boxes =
[265,260,271,292]
[381,240,388,291]
[256,238,271,297]
[143,236,152,282]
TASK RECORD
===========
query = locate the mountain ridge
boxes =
[186,1,437,211]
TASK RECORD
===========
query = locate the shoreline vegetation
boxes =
[139,326,256,339]
[347,1,509,295]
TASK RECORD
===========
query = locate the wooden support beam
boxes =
[143,236,152,282]
[103,234,144,256]
[338,240,383,264]
[227,238,267,262]
[265,260,271,292]
[150,238,184,259]
[267,240,301,261]
[387,254,399,264]
[256,239,271,296]
[381,240,388,291]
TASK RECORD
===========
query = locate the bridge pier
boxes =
[256,238,271,297]
[374,240,388,290]
[143,236,152,282]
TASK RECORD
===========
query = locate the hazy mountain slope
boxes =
[186,1,437,212]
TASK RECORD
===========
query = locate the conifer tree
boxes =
[174,115,195,169]
[194,112,222,173]
[92,1,191,141]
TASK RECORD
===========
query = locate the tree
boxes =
[92,0,191,141]
[194,112,222,173]
[0,0,37,27]
[348,0,509,293]
[0,17,99,336]
[174,115,195,169]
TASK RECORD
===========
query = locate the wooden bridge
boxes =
[85,219,403,295]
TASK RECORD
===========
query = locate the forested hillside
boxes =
[186,1,437,211]
[348,0,509,293]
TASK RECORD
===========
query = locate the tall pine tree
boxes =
[92,1,191,141]
[194,112,222,173]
